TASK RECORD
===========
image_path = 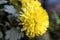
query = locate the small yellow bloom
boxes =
[10,0,49,38]
[19,0,49,38]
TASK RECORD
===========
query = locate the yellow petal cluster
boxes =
[10,0,49,38]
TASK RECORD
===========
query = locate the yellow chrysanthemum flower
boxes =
[10,0,49,38]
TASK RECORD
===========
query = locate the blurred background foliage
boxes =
[0,0,60,40]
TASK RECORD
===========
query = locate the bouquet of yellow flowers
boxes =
[10,0,49,38]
